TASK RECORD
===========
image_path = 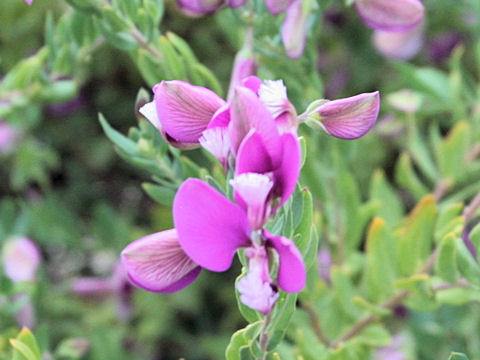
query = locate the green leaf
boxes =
[395,153,429,199]
[158,35,187,80]
[142,183,175,206]
[436,122,471,184]
[468,222,480,255]
[456,237,480,286]
[225,321,263,360]
[99,113,138,156]
[435,233,458,283]
[448,352,470,360]
[364,218,397,302]
[369,169,404,227]
[15,329,41,360]
[398,195,437,276]
[266,292,298,351]
[435,202,464,244]
[407,118,438,183]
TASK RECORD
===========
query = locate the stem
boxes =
[432,278,470,291]
[303,302,331,347]
[330,247,441,348]
[463,191,480,222]
[259,312,273,358]
[433,179,451,201]
[129,27,163,61]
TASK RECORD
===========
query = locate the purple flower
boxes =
[355,0,425,32]
[24,0,33,4]
[317,248,332,283]
[302,91,380,140]
[373,23,424,61]
[2,237,41,283]
[373,334,409,360]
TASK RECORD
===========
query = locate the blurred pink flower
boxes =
[2,236,41,283]
[373,23,424,60]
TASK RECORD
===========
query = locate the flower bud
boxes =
[355,0,425,31]
[303,91,380,140]
[281,0,308,59]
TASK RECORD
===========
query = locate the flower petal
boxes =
[265,0,293,15]
[315,91,380,140]
[174,179,251,272]
[121,229,201,293]
[242,76,263,94]
[264,231,306,293]
[273,132,301,209]
[2,237,41,283]
[154,80,225,143]
[281,0,308,59]
[228,86,281,161]
[355,0,424,31]
[236,130,274,175]
[373,24,424,61]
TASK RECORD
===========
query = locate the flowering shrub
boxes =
[1,0,480,359]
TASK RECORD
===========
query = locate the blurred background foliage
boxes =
[1,0,480,359]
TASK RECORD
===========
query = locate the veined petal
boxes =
[200,127,231,168]
[121,229,201,293]
[154,80,226,143]
[355,0,424,31]
[264,231,306,293]
[229,87,281,161]
[265,0,293,15]
[139,101,161,129]
[208,104,231,129]
[174,179,251,272]
[311,91,380,140]
[273,132,301,209]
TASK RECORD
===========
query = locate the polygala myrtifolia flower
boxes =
[123,88,306,314]
[355,0,425,32]
[176,0,311,59]
[373,22,424,61]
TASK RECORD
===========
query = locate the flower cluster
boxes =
[177,0,309,59]
[121,77,379,314]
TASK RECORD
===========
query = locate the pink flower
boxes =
[373,23,424,61]
[24,0,33,4]
[355,0,425,32]
[2,237,41,283]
